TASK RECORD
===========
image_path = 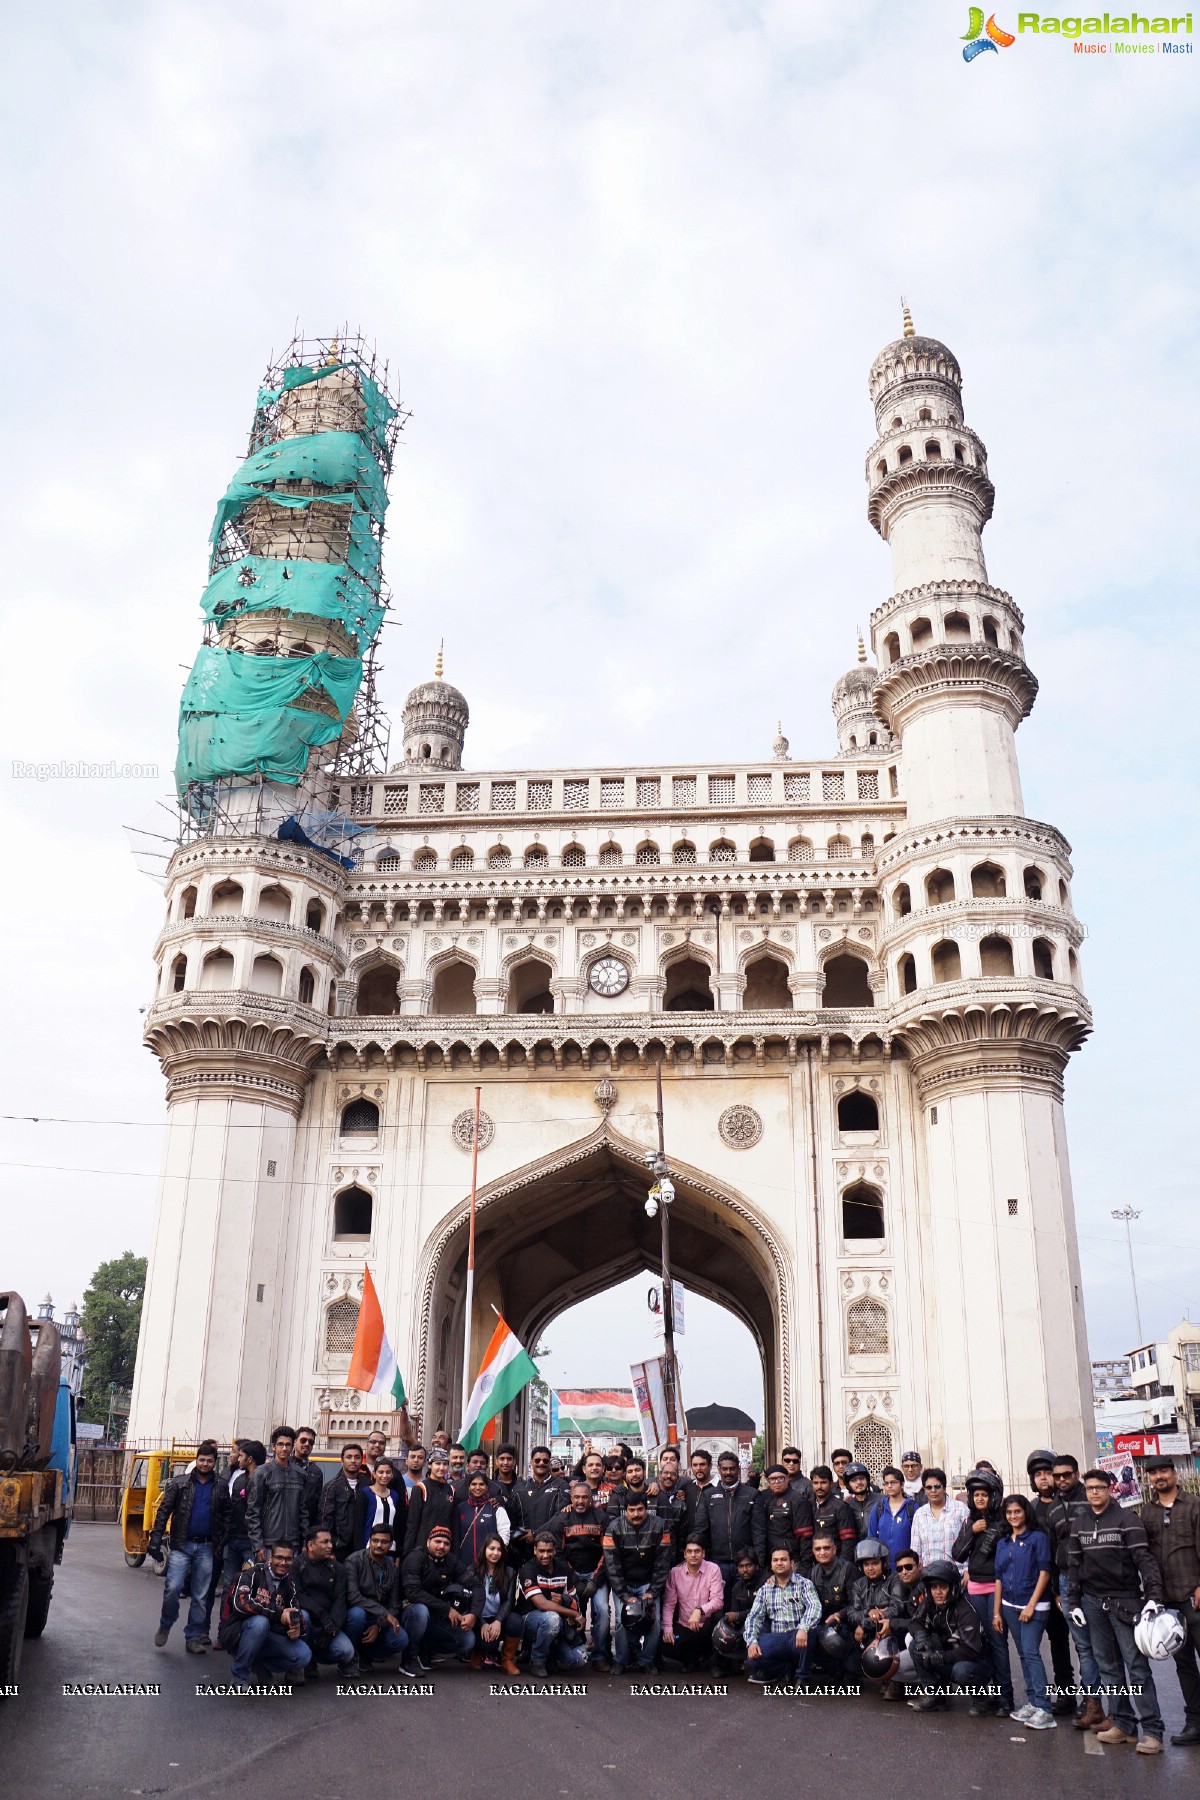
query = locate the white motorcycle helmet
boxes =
[1133,1603,1186,1661]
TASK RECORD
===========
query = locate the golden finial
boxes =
[857,629,868,665]
[325,335,340,366]
[434,639,444,679]
[901,298,915,339]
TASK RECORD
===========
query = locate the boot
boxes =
[500,1639,520,1678]
[1074,1698,1104,1730]
[470,1649,484,1671]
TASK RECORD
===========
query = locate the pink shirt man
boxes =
[662,1553,725,1639]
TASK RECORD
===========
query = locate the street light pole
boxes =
[1112,1206,1144,1347]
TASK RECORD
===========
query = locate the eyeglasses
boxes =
[1053,1471,1076,1482]
[923,1481,945,1491]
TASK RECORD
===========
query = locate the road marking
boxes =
[1082,1733,1105,1755]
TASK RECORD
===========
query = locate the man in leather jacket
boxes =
[809,1466,859,1553]
[346,1524,412,1669]
[1067,1467,1165,1752]
[247,1427,309,1556]
[845,1538,903,1648]
[603,1495,674,1673]
[149,1440,220,1652]
[220,1541,311,1688]
[294,1525,356,1674]
[757,1464,815,1571]
[550,1480,612,1670]
[699,1453,766,1599]
[906,1559,991,1712]
[401,1522,479,1666]
[319,1442,374,1561]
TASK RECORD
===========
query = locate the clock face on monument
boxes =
[588,955,629,998]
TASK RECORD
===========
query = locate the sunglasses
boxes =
[923,1481,945,1491]
[896,1562,918,1572]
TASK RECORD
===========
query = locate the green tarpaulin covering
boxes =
[199,558,385,651]
[175,646,364,789]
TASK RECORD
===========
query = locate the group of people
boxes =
[146,1426,1200,1751]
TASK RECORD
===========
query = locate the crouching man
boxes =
[294,1526,357,1676]
[217,1541,311,1689]
[905,1559,992,1713]
[743,1545,821,1687]
[501,1530,588,1679]
[346,1524,411,1670]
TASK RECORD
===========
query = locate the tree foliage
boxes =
[79,1251,146,1426]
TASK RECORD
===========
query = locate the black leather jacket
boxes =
[810,1557,856,1621]
[247,1460,309,1554]
[845,1572,903,1641]
[602,1512,674,1599]
[294,1552,349,1646]
[700,1481,764,1563]
[149,1469,219,1554]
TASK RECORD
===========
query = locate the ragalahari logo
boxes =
[962,8,1017,58]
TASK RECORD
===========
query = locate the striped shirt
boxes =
[743,1572,822,1645]
[910,1499,971,1570]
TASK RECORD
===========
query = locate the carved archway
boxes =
[413,1122,793,1454]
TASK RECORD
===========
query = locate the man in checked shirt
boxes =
[744,1545,822,1687]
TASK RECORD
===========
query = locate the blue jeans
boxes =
[751,1629,811,1684]
[1081,1595,1164,1739]
[951,1655,994,1693]
[160,1541,214,1642]
[613,1584,661,1671]
[344,1606,408,1664]
[1060,1572,1100,1696]
[402,1601,474,1659]
[510,1610,587,1669]
[230,1612,312,1683]
[967,1590,1013,1704]
[1001,1602,1049,1710]
[301,1608,357,1667]
[589,1582,612,1661]
[220,1537,253,1592]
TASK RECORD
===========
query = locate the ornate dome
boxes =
[868,306,962,411]
[402,676,469,721]
[394,644,470,769]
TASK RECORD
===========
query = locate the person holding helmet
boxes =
[808,1529,858,1677]
[841,1537,902,1678]
[1140,1454,1200,1747]
[906,1559,991,1712]
[1067,1466,1166,1754]
[1026,1448,1079,1716]
[842,1462,881,1539]
[712,1548,765,1674]
[992,1493,1056,1729]
[952,1468,1015,1716]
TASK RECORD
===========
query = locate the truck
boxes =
[0,1291,76,1684]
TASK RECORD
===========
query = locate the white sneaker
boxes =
[1025,1708,1057,1731]
[1010,1703,1035,1723]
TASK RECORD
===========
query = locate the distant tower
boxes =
[396,644,470,769]
[831,631,892,757]
[865,307,1092,1464]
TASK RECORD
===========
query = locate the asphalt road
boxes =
[5,1525,1198,1799]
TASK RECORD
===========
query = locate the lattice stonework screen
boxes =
[325,1296,360,1355]
[847,1296,890,1355]
[853,1418,894,1479]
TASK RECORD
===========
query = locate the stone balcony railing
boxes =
[876,896,1084,950]
[154,915,345,962]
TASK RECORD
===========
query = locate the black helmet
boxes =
[817,1623,853,1662]
[920,1558,961,1601]
[845,1461,871,1481]
[1026,1447,1056,1476]
[861,1638,900,1681]
[965,1467,1004,1510]
[855,1536,890,1567]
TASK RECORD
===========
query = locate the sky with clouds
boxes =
[2,1,1196,1429]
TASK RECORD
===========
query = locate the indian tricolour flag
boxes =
[460,1316,538,1454]
[347,1266,407,1407]
[552,1389,640,1435]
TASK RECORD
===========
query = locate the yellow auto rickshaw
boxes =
[120,1443,212,1570]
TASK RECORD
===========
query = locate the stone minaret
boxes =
[866,308,1094,1466]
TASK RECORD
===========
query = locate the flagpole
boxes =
[460,1085,482,1426]
[486,1302,590,1445]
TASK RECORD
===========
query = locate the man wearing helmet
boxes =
[844,1537,903,1662]
[905,1559,991,1712]
[842,1462,882,1539]
[952,1469,1015,1717]
[1140,1454,1200,1747]
[1067,1466,1166,1754]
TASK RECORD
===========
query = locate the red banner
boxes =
[1112,1433,1159,1455]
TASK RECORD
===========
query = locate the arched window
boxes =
[898,953,917,995]
[673,842,697,865]
[180,885,198,921]
[875,459,887,479]
[787,837,813,862]
[827,836,851,860]
[298,965,316,1005]
[169,954,187,993]
[305,899,326,931]
[894,882,911,917]
[356,965,400,1016]
[910,617,933,650]
[710,840,736,863]
[432,958,477,1014]
[842,1182,885,1239]
[325,1294,361,1351]
[636,842,660,866]
[891,416,902,429]
[971,861,1005,898]
[1069,947,1080,984]
[1058,878,1069,906]
[943,610,970,640]
[981,615,1000,647]
[847,1296,890,1356]
[860,833,874,855]
[341,1098,379,1136]
[524,846,548,869]
[561,844,586,868]
[256,884,291,922]
[488,846,512,869]
[979,934,1014,977]
[412,849,436,872]
[748,837,775,863]
[1032,938,1055,980]
[918,407,932,423]
[742,955,792,1010]
[852,1418,894,1479]
[210,881,244,916]
[931,939,961,983]
[838,1091,879,1132]
[925,868,955,906]
[199,949,234,990]
[897,445,913,465]
[822,954,873,1008]
[884,632,901,665]
[924,439,942,460]
[508,958,554,1014]
[450,848,474,871]
[954,443,966,465]
[1023,866,1044,901]
[664,956,713,1011]
[598,843,622,866]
